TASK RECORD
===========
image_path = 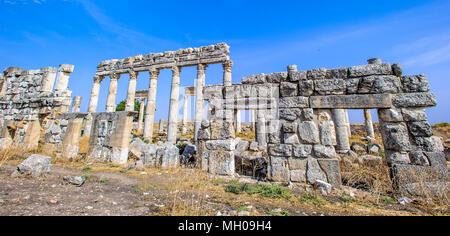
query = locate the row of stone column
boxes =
[87,60,233,144]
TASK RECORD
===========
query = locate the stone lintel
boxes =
[310,94,392,109]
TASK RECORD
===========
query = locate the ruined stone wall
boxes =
[87,111,136,164]
[198,59,447,191]
[0,65,75,151]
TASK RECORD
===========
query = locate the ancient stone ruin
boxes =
[0,42,447,196]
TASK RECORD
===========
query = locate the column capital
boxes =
[93,75,103,83]
[149,68,160,79]
[197,63,208,72]
[128,70,138,79]
[222,60,233,72]
[171,66,181,75]
[110,72,120,80]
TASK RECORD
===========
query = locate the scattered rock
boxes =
[63,176,86,186]
[359,155,382,167]
[11,154,52,177]
[249,142,259,151]
[351,142,367,153]
[48,199,58,204]
[313,180,332,195]
[398,197,412,205]
[367,144,382,154]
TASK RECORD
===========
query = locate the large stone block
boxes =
[317,159,342,186]
[266,72,287,83]
[270,156,290,182]
[402,75,429,93]
[326,68,348,80]
[206,139,235,151]
[348,63,392,77]
[298,80,314,96]
[314,79,346,95]
[307,68,327,80]
[319,120,336,146]
[268,144,293,157]
[210,121,235,140]
[306,158,327,184]
[402,108,428,121]
[242,74,266,84]
[357,75,402,94]
[280,82,298,97]
[279,96,309,108]
[378,108,403,122]
[289,71,307,82]
[310,94,392,109]
[298,121,320,144]
[313,145,337,159]
[392,92,437,108]
[279,108,301,121]
[292,144,313,158]
[380,122,411,152]
[407,121,433,137]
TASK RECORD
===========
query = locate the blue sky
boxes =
[0,0,449,123]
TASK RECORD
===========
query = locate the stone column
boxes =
[182,94,189,134]
[344,109,352,136]
[222,60,233,86]
[332,109,350,152]
[54,64,74,92]
[194,64,207,141]
[70,96,82,113]
[88,76,102,113]
[125,70,138,111]
[364,109,375,138]
[235,110,241,133]
[255,110,266,147]
[106,73,120,112]
[137,99,145,134]
[167,66,181,144]
[143,69,160,141]
[159,119,164,133]
[251,110,256,131]
[40,67,58,93]
[62,115,84,160]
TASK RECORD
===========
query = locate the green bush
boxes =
[299,193,328,206]
[224,183,291,199]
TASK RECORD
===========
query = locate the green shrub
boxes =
[224,183,291,199]
[299,193,328,206]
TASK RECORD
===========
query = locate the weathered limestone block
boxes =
[326,68,348,80]
[298,121,320,144]
[235,139,250,152]
[206,139,235,151]
[306,158,327,184]
[21,120,41,150]
[210,121,235,140]
[307,68,327,80]
[289,71,307,82]
[319,120,336,146]
[266,72,287,83]
[279,96,309,108]
[12,154,51,177]
[317,159,342,186]
[378,108,403,122]
[392,63,403,77]
[313,145,337,159]
[284,133,300,144]
[279,108,301,121]
[392,92,437,108]
[314,79,346,95]
[282,122,297,133]
[348,63,392,77]
[290,169,306,183]
[310,94,392,109]
[156,142,180,168]
[402,108,428,121]
[407,121,433,137]
[204,150,235,176]
[385,151,410,164]
[242,74,266,84]
[268,144,292,157]
[203,85,223,100]
[380,122,411,152]
[413,136,444,153]
[280,82,298,97]
[357,75,402,94]
[346,78,360,94]
[409,151,430,166]
[292,144,313,158]
[302,108,314,121]
[402,75,429,93]
[270,156,290,182]
[267,119,281,144]
[298,80,314,96]
[289,158,307,182]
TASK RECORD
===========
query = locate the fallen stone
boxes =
[359,155,382,167]
[12,154,51,177]
[313,180,332,195]
[351,142,367,153]
[397,197,412,205]
[63,176,86,186]
[367,144,382,154]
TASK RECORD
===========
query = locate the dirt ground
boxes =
[0,160,447,216]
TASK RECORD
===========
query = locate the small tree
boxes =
[115,100,143,121]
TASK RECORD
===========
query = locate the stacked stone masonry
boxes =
[197,58,446,193]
